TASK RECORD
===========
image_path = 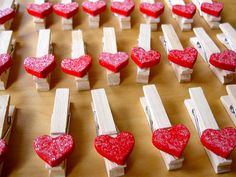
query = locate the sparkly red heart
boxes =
[99,52,129,72]
[0,54,12,75]
[172,3,196,19]
[200,127,236,158]
[152,124,190,157]
[24,54,56,78]
[53,2,79,19]
[82,0,106,16]
[0,8,15,24]
[61,55,92,78]
[139,2,164,18]
[201,2,223,17]
[33,134,74,167]
[0,139,8,163]
[111,0,135,17]
[209,50,236,71]
[94,132,135,165]
[168,47,198,69]
[27,3,53,18]
[131,47,161,68]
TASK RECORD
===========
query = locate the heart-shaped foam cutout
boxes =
[139,2,164,18]
[94,132,135,165]
[111,0,135,17]
[99,52,129,72]
[152,124,190,157]
[61,55,92,77]
[200,127,236,158]
[168,47,198,69]
[82,0,106,16]
[0,139,8,163]
[0,8,15,24]
[33,134,74,167]
[27,3,53,18]
[53,2,79,19]
[201,2,224,17]
[24,54,56,78]
[172,3,196,19]
[209,50,236,71]
[0,54,12,75]
[131,47,161,68]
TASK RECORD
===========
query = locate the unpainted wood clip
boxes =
[190,27,235,84]
[184,87,232,174]
[32,0,49,30]
[91,88,126,177]
[33,29,53,91]
[164,0,194,31]
[71,30,90,90]
[0,30,15,90]
[0,0,19,30]
[216,23,236,52]
[44,88,70,177]
[160,24,193,82]
[140,85,184,170]
[61,0,74,30]
[192,0,221,29]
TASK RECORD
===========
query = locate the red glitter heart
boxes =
[0,139,8,163]
[53,2,79,19]
[82,0,106,16]
[27,3,53,18]
[0,54,12,75]
[139,2,164,18]
[201,2,223,17]
[209,50,236,71]
[111,0,135,17]
[61,55,92,77]
[168,47,198,69]
[172,3,196,19]
[152,124,190,157]
[94,132,135,165]
[24,54,56,78]
[131,47,161,68]
[99,52,129,72]
[33,134,74,167]
[0,8,15,24]
[200,127,236,158]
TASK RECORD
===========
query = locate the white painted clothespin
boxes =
[0,30,15,90]
[0,95,15,175]
[140,85,184,170]
[216,23,236,52]
[91,88,126,177]
[160,24,193,82]
[220,85,236,126]
[192,0,221,29]
[190,27,235,84]
[45,88,70,177]
[164,0,194,31]
[0,0,19,30]
[184,87,232,174]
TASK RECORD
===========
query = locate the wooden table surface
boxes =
[2,0,236,176]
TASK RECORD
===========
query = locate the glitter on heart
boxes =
[0,8,15,24]
[0,139,8,163]
[27,3,53,19]
[82,0,106,16]
[110,0,135,17]
[53,2,79,19]
[139,2,164,18]
[172,3,196,19]
[201,2,224,17]
[0,54,13,75]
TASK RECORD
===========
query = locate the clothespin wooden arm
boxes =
[0,95,10,139]
[72,30,85,58]
[103,28,117,54]
[36,29,51,57]
[138,24,151,51]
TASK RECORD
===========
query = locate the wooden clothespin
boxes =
[82,0,106,28]
[160,24,195,82]
[91,88,135,177]
[184,87,232,174]
[190,27,235,84]
[192,0,223,29]
[0,30,16,90]
[216,23,236,52]
[61,30,91,90]
[139,0,164,31]
[220,85,236,126]
[164,0,196,31]
[0,95,15,175]
[0,0,19,30]
[140,85,186,170]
